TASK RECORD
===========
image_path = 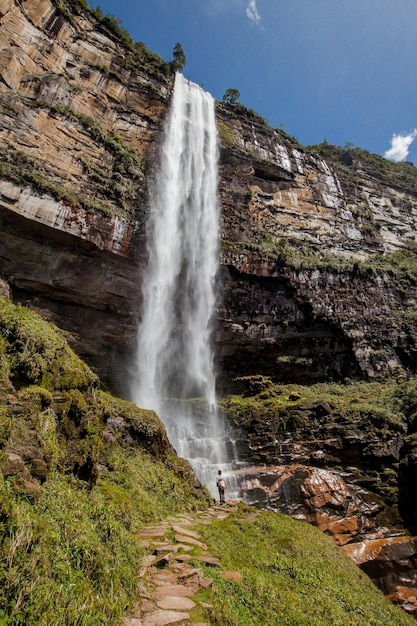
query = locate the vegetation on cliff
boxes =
[222,230,417,279]
[1,301,414,625]
[55,0,171,79]
[309,141,417,197]
[220,375,417,532]
[0,297,211,625]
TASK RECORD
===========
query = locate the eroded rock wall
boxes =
[0,0,169,388]
[215,107,417,386]
[1,0,417,391]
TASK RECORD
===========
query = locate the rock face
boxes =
[215,118,417,386]
[236,464,380,545]
[0,0,170,388]
[1,1,417,392]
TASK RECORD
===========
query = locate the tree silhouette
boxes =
[171,42,186,72]
[222,88,240,105]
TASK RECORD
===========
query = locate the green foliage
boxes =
[0,299,211,624]
[98,391,167,451]
[194,507,414,625]
[220,378,407,436]
[97,449,211,525]
[222,88,240,104]
[99,14,135,49]
[170,42,186,72]
[0,474,142,625]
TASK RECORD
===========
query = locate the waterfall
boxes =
[131,73,232,498]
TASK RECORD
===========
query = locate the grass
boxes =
[0,449,211,625]
[0,298,211,624]
[191,505,415,626]
[1,299,417,624]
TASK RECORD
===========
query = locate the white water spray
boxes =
[132,73,233,497]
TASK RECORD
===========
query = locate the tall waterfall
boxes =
[131,73,230,497]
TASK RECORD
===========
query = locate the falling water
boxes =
[131,73,233,498]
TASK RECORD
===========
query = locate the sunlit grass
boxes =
[192,505,415,626]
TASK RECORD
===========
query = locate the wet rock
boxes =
[237,464,382,544]
[343,536,417,595]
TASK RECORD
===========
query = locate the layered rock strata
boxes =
[1,1,417,390]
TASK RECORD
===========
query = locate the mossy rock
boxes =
[0,297,98,392]
[98,391,173,458]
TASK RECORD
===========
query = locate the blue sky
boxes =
[89,0,417,164]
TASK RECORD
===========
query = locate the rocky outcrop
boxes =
[1,1,417,392]
[236,464,382,545]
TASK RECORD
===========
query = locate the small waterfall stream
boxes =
[131,73,237,498]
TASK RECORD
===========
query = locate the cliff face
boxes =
[0,0,170,387]
[2,0,417,393]
[215,110,417,387]
[3,0,417,611]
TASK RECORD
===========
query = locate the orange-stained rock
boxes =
[388,585,417,617]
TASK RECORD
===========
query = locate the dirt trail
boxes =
[123,503,240,626]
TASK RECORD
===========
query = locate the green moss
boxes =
[220,379,408,439]
[0,335,10,383]
[17,386,52,410]
[0,409,10,449]
[98,391,165,447]
[217,119,239,148]
[0,298,98,391]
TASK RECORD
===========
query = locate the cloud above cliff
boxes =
[384,130,417,162]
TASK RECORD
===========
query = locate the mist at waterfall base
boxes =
[131,73,238,499]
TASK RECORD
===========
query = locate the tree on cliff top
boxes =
[171,42,186,72]
[222,88,241,104]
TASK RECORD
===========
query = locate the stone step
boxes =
[124,506,241,626]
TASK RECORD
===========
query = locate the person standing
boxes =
[216,469,227,504]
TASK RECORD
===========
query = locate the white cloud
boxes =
[246,0,262,26]
[384,130,417,162]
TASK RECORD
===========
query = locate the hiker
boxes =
[216,469,226,504]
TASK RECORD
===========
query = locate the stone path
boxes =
[123,504,240,626]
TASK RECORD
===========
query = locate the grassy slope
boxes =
[192,506,415,626]
[0,297,211,625]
